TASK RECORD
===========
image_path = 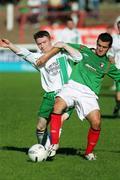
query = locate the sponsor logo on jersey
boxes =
[46,62,60,76]
[85,64,96,72]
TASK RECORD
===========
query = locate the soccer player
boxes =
[0,31,82,156]
[43,32,120,160]
[107,21,120,117]
[58,17,82,44]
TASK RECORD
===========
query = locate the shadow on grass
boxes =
[0,146,81,155]
[57,147,81,156]
[0,146,28,153]
[101,115,120,119]
[57,147,120,155]
[0,146,120,156]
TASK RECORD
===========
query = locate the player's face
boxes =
[67,21,74,30]
[36,36,52,53]
[96,39,110,57]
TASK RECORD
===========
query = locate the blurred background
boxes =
[0,0,120,72]
[0,0,120,43]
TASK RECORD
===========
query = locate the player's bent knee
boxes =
[87,110,101,129]
[53,97,67,114]
[36,117,47,131]
[91,120,101,130]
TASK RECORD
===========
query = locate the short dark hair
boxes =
[33,31,51,41]
[66,17,73,23]
[97,32,113,47]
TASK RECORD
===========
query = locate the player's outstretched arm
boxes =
[36,47,60,66]
[0,38,20,53]
[54,42,82,62]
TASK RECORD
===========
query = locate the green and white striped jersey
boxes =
[17,48,77,92]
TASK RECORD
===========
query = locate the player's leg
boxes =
[36,92,55,149]
[48,84,74,157]
[36,117,49,146]
[47,96,67,157]
[60,108,73,139]
[113,81,120,117]
[75,88,100,160]
[85,110,101,160]
[50,82,75,147]
[48,106,74,157]
[50,97,67,145]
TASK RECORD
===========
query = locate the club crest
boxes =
[100,63,104,68]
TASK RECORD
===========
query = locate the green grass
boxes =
[0,72,120,180]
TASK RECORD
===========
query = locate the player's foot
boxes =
[44,135,51,150]
[85,153,96,160]
[47,144,59,158]
[113,106,119,117]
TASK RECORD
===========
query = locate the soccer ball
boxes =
[28,144,48,162]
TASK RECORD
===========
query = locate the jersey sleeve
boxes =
[112,35,120,52]
[107,48,120,69]
[114,53,120,69]
[16,48,42,70]
[107,64,120,81]
[62,43,83,62]
[61,50,82,63]
[107,48,115,58]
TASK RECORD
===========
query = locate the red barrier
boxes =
[41,25,116,47]
[16,4,86,42]
[16,5,115,44]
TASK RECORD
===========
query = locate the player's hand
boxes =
[0,38,11,48]
[36,47,60,66]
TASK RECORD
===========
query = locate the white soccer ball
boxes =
[28,144,47,162]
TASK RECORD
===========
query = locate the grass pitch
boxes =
[0,72,120,180]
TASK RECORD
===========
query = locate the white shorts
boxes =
[57,80,100,120]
